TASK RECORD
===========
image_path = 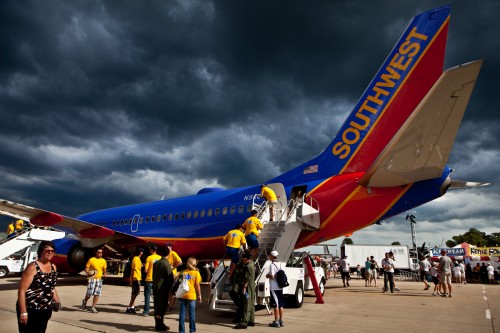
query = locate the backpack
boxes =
[273,263,289,288]
[123,259,131,278]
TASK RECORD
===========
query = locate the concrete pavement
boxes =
[0,275,498,332]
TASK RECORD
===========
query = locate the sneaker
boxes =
[448,294,453,298]
[142,312,149,317]
[126,307,136,314]
[269,321,280,328]
[441,293,448,297]
[81,299,87,310]
[279,320,284,327]
[395,287,400,291]
[247,322,255,327]
[346,282,350,287]
[432,292,436,296]
[91,307,98,313]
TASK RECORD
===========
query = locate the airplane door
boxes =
[131,214,140,233]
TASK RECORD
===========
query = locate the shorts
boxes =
[431,276,439,285]
[226,246,240,264]
[131,280,140,296]
[365,270,371,279]
[269,289,284,308]
[371,270,378,279]
[440,272,451,284]
[245,233,259,250]
[86,279,103,296]
[420,271,429,282]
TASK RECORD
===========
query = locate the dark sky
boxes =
[1,0,499,247]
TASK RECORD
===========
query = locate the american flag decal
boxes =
[303,165,318,174]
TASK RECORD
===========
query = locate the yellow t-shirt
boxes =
[86,257,107,280]
[224,229,246,249]
[131,255,142,281]
[181,269,201,300]
[168,251,182,275]
[6,224,14,235]
[144,253,162,282]
[261,186,277,201]
[244,216,263,236]
[15,220,24,230]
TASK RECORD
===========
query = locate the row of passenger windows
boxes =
[104,204,254,227]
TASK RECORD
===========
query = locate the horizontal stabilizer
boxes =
[360,60,483,187]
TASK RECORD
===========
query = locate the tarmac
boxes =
[0,274,498,333]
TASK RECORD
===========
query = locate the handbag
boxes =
[51,301,62,312]
[175,275,190,298]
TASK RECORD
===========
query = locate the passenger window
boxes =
[222,207,228,215]
[215,208,220,216]
[174,213,179,220]
[238,205,244,214]
[146,216,150,223]
[140,217,143,224]
[230,206,235,214]
[157,215,161,222]
[200,210,205,218]
[207,209,212,217]
[193,210,198,218]
[187,211,192,219]
[247,204,252,212]
[163,214,167,221]
[180,212,185,219]
[168,213,173,221]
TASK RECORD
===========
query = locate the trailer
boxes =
[341,244,411,270]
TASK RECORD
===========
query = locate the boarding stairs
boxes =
[208,183,320,312]
[0,228,66,277]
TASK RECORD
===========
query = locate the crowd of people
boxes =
[15,185,281,332]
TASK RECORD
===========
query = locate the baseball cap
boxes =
[270,250,278,257]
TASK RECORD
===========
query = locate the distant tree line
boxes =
[446,228,500,247]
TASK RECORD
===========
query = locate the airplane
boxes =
[0,5,486,279]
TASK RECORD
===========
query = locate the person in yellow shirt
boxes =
[6,222,15,237]
[126,247,143,314]
[261,184,278,221]
[81,248,107,313]
[143,244,161,316]
[178,257,202,333]
[244,210,263,260]
[166,243,182,311]
[223,224,246,279]
[15,219,24,230]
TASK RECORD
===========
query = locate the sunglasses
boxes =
[44,249,55,253]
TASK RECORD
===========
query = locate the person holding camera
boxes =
[17,240,61,333]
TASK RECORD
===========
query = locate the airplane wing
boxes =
[0,198,147,248]
[360,60,483,187]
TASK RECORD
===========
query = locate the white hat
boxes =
[86,269,97,279]
[270,250,278,257]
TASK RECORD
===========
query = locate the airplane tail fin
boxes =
[271,6,451,185]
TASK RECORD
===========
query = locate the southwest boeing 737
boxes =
[0,6,485,277]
